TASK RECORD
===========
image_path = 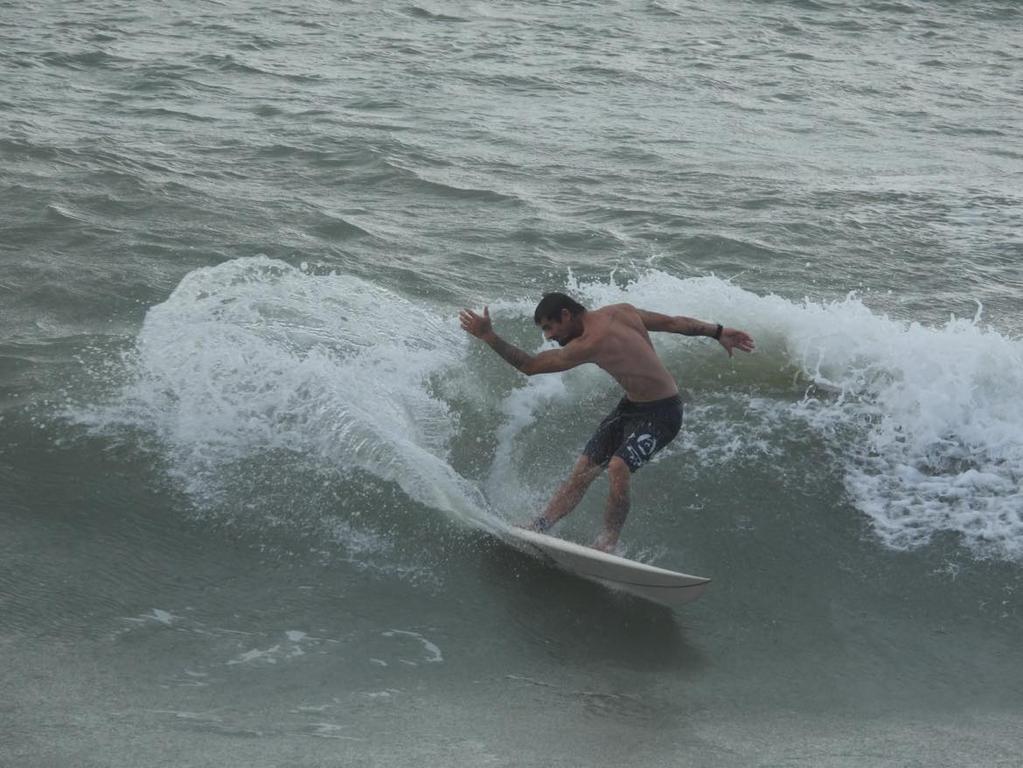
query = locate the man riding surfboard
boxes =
[460,293,754,552]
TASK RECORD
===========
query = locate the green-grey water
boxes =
[2,1,1022,766]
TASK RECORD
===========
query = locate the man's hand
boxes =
[718,328,755,357]
[459,306,494,340]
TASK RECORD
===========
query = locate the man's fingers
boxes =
[720,329,755,356]
[724,330,756,354]
[459,307,488,336]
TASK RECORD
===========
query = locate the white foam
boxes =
[488,270,1023,561]
[363,689,400,699]
[305,723,363,740]
[76,257,498,538]
[780,302,1023,559]
[486,348,574,515]
[227,646,280,665]
[382,629,443,663]
[71,259,1023,562]
[149,608,176,625]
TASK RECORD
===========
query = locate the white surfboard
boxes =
[498,526,710,607]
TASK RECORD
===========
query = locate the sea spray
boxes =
[70,260,1023,563]
[71,257,497,537]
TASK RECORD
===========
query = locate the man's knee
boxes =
[573,454,597,472]
[607,456,631,493]
[570,455,601,482]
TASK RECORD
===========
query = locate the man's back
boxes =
[577,304,680,402]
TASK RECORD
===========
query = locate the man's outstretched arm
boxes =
[634,307,756,358]
[459,306,588,375]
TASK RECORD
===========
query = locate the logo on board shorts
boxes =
[625,433,658,466]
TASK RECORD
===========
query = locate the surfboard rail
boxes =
[498,526,710,608]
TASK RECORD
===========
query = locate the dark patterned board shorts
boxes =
[582,395,684,473]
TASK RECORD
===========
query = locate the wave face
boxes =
[70,258,1023,563]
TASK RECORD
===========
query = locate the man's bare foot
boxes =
[592,532,617,553]
[515,515,552,533]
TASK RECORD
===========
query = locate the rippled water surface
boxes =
[2,1,1022,766]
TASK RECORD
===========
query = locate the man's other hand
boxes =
[459,306,494,340]
[719,328,755,357]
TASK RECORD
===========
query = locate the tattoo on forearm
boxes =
[675,317,713,337]
[488,335,531,371]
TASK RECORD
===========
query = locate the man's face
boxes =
[538,310,579,347]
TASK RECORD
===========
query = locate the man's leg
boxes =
[593,456,630,552]
[528,455,603,531]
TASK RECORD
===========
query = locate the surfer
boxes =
[460,292,754,552]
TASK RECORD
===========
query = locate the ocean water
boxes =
[2,1,1022,766]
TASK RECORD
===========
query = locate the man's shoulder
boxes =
[578,305,639,346]
[592,303,638,320]
[604,303,647,329]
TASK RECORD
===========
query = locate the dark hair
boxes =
[533,292,586,324]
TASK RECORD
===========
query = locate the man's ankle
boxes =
[529,515,552,533]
